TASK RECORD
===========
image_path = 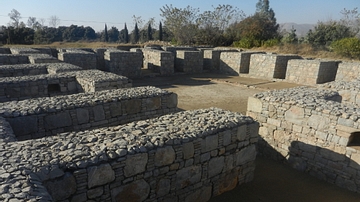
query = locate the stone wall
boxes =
[247,85,360,193]
[175,50,203,73]
[0,70,131,102]
[0,108,258,201]
[1,86,177,140]
[10,48,41,55]
[58,50,97,70]
[203,50,238,71]
[104,50,142,78]
[219,51,264,75]
[285,59,340,84]
[143,49,174,75]
[0,54,29,65]
[249,53,302,79]
[0,63,83,77]
[28,54,59,64]
[335,61,360,82]
[0,47,11,54]
[93,48,108,71]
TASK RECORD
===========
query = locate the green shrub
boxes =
[233,37,261,49]
[262,38,280,47]
[330,37,360,58]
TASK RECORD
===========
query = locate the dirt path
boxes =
[132,73,360,202]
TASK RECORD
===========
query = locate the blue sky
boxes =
[1,0,359,31]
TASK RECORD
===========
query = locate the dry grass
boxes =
[251,43,359,61]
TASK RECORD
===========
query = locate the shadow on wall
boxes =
[257,137,360,192]
[219,60,240,76]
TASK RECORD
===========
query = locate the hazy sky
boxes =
[1,0,359,31]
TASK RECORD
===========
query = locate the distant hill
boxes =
[280,23,315,37]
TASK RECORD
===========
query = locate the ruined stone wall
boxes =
[1,86,177,140]
[0,70,131,102]
[249,54,302,79]
[143,49,174,75]
[335,61,360,82]
[0,54,29,65]
[58,50,97,70]
[104,50,142,78]
[219,52,264,75]
[175,50,203,73]
[0,47,11,54]
[247,86,360,193]
[285,59,339,84]
[93,48,108,71]
[0,108,258,201]
[203,50,238,71]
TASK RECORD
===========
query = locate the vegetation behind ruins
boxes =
[0,0,359,60]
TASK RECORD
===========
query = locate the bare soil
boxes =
[133,72,360,202]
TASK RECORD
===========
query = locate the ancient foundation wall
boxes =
[1,86,177,140]
[285,59,339,84]
[203,50,238,71]
[104,50,142,78]
[143,49,174,75]
[0,47,11,54]
[93,48,107,71]
[249,54,302,79]
[58,50,97,70]
[247,86,360,193]
[0,70,131,102]
[0,54,29,65]
[0,108,258,201]
[0,63,83,77]
[335,61,360,82]
[219,52,264,75]
[175,50,203,73]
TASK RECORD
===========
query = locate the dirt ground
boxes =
[133,72,360,202]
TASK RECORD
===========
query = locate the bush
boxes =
[330,37,360,58]
[262,38,280,47]
[233,37,261,49]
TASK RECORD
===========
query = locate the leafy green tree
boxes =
[5,26,34,44]
[108,26,119,42]
[281,26,298,44]
[330,37,360,58]
[84,26,96,40]
[34,26,62,44]
[306,21,354,46]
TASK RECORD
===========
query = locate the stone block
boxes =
[183,142,194,159]
[124,153,148,177]
[111,179,150,202]
[236,145,256,165]
[93,105,105,121]
[110,102,122,117]
[87,163,115,188]
[201,135,218,152]
[45,172,76,201]
[208,156,224,177]
[7,116,38,137]
[44,112,72,130]
[176,165,201,189]
[285,106,305,125]
[124,99,142,114]
[247,97,262,113]
[155,146,175,167]
[156,178,171,197]
[184,186,212,202]
[76,108,89,124]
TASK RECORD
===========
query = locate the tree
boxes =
[84,26,96,40]
[281,26,298,44]
[306,21,354,46]
[340,7,360,37]
[254,0,279,39]
[8,9,21,28]
[108,26,119,42]
[104,24,109,42]
[158,21,163,41]
[48,15,60,28]
[132,22,140,43]
[124,23,129,43]
[147,23,153,41]
[160,4,199,44]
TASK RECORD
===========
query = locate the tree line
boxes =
[1,0,360,59]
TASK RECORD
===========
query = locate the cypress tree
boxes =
[133,22,139,43]
[159,21,163,41]
[147,23,153,41]
[124,23,129,43]
[104,24,109,42]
